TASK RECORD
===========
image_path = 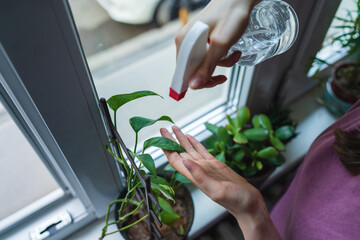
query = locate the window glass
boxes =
[69,0,230,149]
[322,0,357,47]
[0,102,60,221]
[310,0,357,73]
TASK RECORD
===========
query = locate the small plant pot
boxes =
[331,62,360,104]
[324,78,352,116]
[115,184,194,240]
[322,62,360,116]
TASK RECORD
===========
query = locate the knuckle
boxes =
[210,36,228,48]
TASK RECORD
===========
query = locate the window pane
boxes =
[322,0,357,47]
[69,0,230,149]
[309,0,357,73]
[0,102,60,221]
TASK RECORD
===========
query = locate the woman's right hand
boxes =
[175,0,260,90]
[160,126,282,240]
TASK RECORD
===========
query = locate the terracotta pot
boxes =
[115,183,194,240]
[331,62,359,104]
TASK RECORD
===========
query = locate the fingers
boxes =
[172,126,203,160]
[186,134,214,159]
[160,128,196,182]
[171,126,193,152]
[189,42,229,89]
[218,51,241,67]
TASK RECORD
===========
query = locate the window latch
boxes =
[29,211,72,240]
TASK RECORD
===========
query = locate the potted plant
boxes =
[311,0,360,115]
[204,106,295,187]
[99,91,194,240]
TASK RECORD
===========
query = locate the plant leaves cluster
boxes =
[309,1,360,98]
[205,106,295,177]
[101,91,187,239]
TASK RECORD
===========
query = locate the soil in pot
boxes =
[115,185,194,240]
[332,62,360,103]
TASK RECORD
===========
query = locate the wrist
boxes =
[234,188,281,240]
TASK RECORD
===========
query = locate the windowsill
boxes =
[70,89,338,239]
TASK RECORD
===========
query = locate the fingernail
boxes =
[183,159,193,171]
[190,76,201,89]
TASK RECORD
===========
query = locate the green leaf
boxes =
[275,125,295,140]
[215,141,222,152]
[150,176,175,202]
[252,115,260,128]
[243,166,257,177]
[208,148,215,155]
[243,128,269,142]
[258,114,272,130]
[270,135,286,151]
[107,91,160,112]
[163,163,176,172]
[236,106,250,129]
[225,124,234,133]
[215,151,226,162]
[257,147,278,159]
[256,161,263,171]
[205,122,219,135]
[233,149,245,162]
[130,116,174,133]
[143,137,185,152]
[205,137,217,149]
[232,161,246,170]
[174,172,191,184]
[265,154,285,166]
[137,154,157,177]
[217,126,229,145]
[157,197,180,225]
[233,132,248,144]
[226,115,236,133]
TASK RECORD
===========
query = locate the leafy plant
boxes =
[310,0,360,97]
[100,91,188,239]
[205,106,295,177]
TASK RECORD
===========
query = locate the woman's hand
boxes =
[175,0,260,90]
[160,126,282,240]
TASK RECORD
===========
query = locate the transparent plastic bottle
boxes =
[228,0,299,66]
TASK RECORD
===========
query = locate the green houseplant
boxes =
[100,91,193,240]
[204,106,295,186]
[311,0,360,115]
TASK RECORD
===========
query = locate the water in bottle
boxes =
[228,0,299,66]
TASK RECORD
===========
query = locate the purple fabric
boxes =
[270,100,360,239]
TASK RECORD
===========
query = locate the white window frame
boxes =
[0,0,341,238]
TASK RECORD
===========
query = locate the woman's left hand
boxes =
[160,126,282,240]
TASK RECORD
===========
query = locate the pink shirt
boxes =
[270,101,360,239]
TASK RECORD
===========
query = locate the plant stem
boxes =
[134,132,138,153]
[170,171,175,188]
[114,111,117,130]
[101,200,145,239]
[106,144,130,177]
[128,165,134,191]
[120,182,141,216]
[174,182,182,193]
[102,214,149,238]
[101,199,125,239]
